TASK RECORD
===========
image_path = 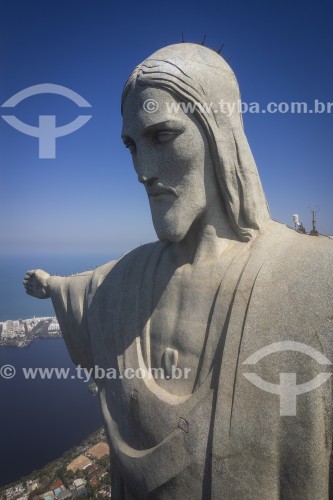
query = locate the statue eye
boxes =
[154,130,178,144]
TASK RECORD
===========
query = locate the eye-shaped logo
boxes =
[1,84,92,159]
[242,341,332,416]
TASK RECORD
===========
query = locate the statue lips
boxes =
[147,184,178,199]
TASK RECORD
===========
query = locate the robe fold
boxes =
[48,222,333,499]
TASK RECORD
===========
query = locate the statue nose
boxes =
[135,150,159,184]
[138,175,156,187]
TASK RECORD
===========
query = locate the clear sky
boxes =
[1,0,333,258]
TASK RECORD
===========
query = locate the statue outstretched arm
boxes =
[23,268,95,368]
[23,262,117,368]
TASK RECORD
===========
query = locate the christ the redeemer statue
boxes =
[24,43,333,499]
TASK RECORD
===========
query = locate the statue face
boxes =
[122,86,215,243]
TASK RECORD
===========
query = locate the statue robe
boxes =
[48,222,333,499]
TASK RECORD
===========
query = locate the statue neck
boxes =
[173,193,246,265]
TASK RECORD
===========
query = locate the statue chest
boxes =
[145,269,224,392]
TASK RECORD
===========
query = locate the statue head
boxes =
[121,43,270,243]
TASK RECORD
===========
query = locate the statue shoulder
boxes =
[252,226,333,350]
[258,226,333,316]
[88,241,163,293]
[260,222,332,266]
[277,229,333,278]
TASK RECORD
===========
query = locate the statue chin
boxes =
[150,200,203,244]
[152,215,189,244]
[154,223,187,243]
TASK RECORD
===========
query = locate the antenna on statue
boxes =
[309,206,320,236]
[217,43,224,54]
[201,34,206,45]
[181,32,185,43]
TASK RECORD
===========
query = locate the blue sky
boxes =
[1,0,333,258]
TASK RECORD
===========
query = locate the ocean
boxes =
[0,253,116,323]
[0,253,116,488]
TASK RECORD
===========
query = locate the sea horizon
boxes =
[0,253,120,323]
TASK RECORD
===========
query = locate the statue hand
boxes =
[23,269,51,299]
